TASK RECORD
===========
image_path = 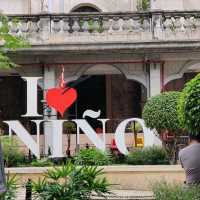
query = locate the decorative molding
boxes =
[164,60,200,85]
[74,63,147,87]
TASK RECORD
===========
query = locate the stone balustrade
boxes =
[7,11,200,46]
[153,11,200,40]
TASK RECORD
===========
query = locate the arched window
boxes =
[71,4,100,13]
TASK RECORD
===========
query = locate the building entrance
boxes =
[68,74,144,131]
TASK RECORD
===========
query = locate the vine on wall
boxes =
[137,0,150,11]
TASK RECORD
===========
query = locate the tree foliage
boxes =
[177,73,200,135]
[0,14,29,68]
[142,92,181,134]
[1,136,25,167]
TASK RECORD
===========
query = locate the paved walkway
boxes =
[16,188,154,200]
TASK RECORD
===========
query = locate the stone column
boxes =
[43,65,57,155]
[59,0,64,13]
[131,0,138,11]
[149,63,161,97]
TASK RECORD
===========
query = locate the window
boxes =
[71,5,100,13]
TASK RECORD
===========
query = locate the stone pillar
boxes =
[130,0,137,11]
[59,0,64,13]
[149,63,161,97]
[43,65,57,155]
[48,0,53,12]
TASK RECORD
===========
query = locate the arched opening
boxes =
[61,64,147,153]
[165,63,200,91]
[71,4,101,13]
[65,64,147,131]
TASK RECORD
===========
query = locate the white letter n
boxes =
[4,120,40,158]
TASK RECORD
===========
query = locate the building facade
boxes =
[0,0,200,155]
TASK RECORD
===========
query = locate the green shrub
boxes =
[111,153,127,164]
[30,158,54,167]
[127,148,145,165]
[152,181,200,200]
[32,162,111,200]
[74,148,112,166]
[127,146,169,165]
[1,136,25,167]
[0,173,18,200]
[142,92,181,134]
[178,73,200,135]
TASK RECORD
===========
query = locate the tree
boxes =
[142,92,182,163]
[0,14,29,68]
[177,73,200,135]
[142,92,181,134]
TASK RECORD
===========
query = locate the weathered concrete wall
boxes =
[66,0,137,12]
[1,0,200,15]
[151,0,200,10]
[0,0,29,14]
[0,0,137,14]
[151,0,183,10]
[182,0,200,10]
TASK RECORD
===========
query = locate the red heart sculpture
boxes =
[46,87,77,117]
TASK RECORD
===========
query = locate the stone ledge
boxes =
[5,165,184,174]
[13,40,200,53]
[5,165,185,190]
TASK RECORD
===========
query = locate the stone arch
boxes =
[70,3,102,12]
[74,63,148,88]
[65,63,148,129]
[164,60,200,85]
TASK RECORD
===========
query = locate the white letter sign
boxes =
[22,77,42,117]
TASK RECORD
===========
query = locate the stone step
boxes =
[92,190,154,200]
[16,188,154,200]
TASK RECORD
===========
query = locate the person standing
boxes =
[179,134,200,185]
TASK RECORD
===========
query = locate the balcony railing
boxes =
[7,11,200,46]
